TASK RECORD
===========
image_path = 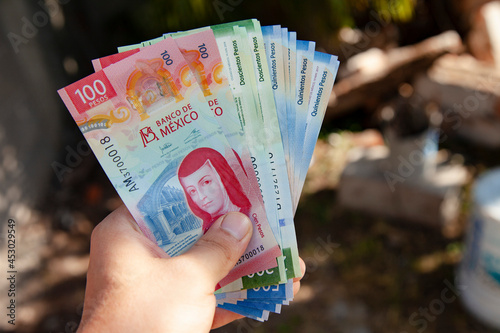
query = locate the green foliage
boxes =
[135,0,215,35]
[328,0,356,29]
[132,0,417,37]
[326,0,417,30]
[372,0,416,22]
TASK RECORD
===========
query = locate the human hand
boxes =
[77,205,304,332]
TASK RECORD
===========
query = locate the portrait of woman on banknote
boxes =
[178,147,251,233]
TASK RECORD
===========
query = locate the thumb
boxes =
[182,212,253,286]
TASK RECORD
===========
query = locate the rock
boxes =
[468,1,500,66]
[338,146,469,230]
[414,53,500,148]
[328,31,463,119]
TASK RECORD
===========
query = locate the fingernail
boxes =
[221,213,251,241]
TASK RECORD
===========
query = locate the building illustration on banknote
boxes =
[138,162,201,248]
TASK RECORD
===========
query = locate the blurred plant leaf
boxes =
[132,0,416,40]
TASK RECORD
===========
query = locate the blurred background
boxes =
[1,0,500,332]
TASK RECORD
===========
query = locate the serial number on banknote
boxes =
[269,152,282,209]
[237,245,265,265]
[100,136,139,192]
[251,157,263,196]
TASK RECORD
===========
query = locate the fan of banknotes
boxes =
[58,19,339,321]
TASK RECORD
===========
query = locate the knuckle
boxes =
[90,222,105,243]
[193,237,234,264]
